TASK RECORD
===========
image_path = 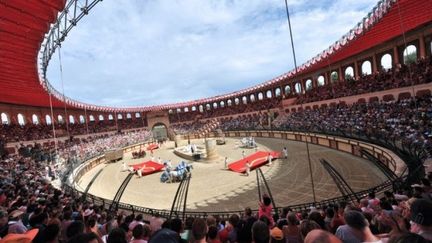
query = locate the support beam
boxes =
[419,34,426,58]
[320,159,359,202]
[109,173,134,212]
[360,149,397,181]
[393,46,400,65]
[82,167,105,201]
[169,174,192,220]
[372,53,378,73]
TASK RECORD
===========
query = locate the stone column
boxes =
[354,60,360,80]
[393,46,400,65]
[419,34,426,58]
[205,138,218,160]
[372,54,378,73]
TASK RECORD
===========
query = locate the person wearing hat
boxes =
[270,225,284,242]
[7,210,27,234]
[409,199,432,241]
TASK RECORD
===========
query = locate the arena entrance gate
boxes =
[152,123,168,141]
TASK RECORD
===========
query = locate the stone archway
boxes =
[152,123,168,141]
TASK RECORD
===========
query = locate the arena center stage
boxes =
[75,137,387,212]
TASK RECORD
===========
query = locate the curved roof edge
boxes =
[2,0,430,112]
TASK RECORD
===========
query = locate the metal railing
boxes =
[60,128,416,220]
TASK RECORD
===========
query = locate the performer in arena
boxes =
[245,161,251,176]
[137,167,142,177]
[242,150,245,159]
[137,164,146,178]
[224,157,228,169]
[283,147,288,159]
[157,157,162,164]
[164,160,172,170]
[267,153,273,166]
[122,161,128,171]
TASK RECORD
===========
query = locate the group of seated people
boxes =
[296,57,432,104]
[0,136,431,243]
[171,119,221,136]
[0,119,147,143]
[0,97,431,242]
[5,130,153,182]
[218,113,271,131]
[169,56,432,126]
[171,111,273,135]
[272,95,432,157]
[169,99,281,124]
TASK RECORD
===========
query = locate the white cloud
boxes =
[47,0,377,107]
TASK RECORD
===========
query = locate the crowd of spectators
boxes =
[0,142,431,243]
[0,100,431,242]
[218,112,271,131]
[0,124,54,143]
[169,99,281,124]
[272,96,432,157]
[297,57,432,104]
[0,119,147,143]
[171,119,220,136]
[169,57,432,126]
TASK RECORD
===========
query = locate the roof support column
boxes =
[372,53,378,74]
[419,34,426,59]
[325,72,330,85]
[354,60,359,80]
[393,46,400,66]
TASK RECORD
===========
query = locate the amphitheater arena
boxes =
[0,0,432,242]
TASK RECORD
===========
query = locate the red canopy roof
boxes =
[294,0,432,75]
[0,0,431,111]
[0,0,67,108]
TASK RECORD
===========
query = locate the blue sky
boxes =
[46,0,377,107]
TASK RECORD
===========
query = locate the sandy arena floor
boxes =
[76,137,387,212]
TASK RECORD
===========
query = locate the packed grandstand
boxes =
[1,0,432,243]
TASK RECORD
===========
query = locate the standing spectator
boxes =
[192,218,207,243]
[207,225,221,243]
[335,210,380,243]
[130,224,150,243]
[283,212,301,243]
[150,213,164,233]
[259,194,275,227]
[252,220,270,243]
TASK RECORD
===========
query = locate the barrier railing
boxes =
[62,129,413,220]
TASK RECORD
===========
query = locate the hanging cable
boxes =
[48,88,58,155]
[58,46,71,138]
[284,0,317,203]
[396,0,418,111]
[84,106,89,135]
